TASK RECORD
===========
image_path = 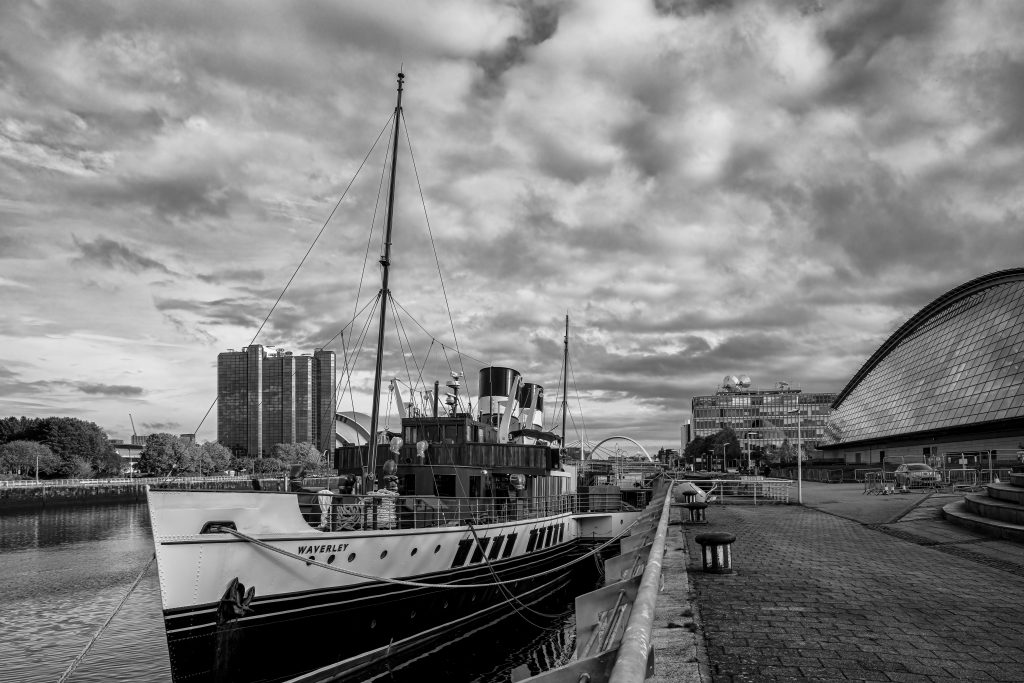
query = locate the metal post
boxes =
[796,406,802,504]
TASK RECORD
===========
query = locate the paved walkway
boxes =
[677,482,1024,682]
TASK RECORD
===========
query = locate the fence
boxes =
[0,475,253,488]
[677,477,791,504]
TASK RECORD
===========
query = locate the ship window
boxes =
[471,537,491,563]
[545,526,554,547]
[433,475,457,497]
[557,524,564,543]
[452,539,473,567]
[402,474,415,494]
[488,536,504,560]
[502,533,518,558]
[526,529,538,552]
[470,476,481,498]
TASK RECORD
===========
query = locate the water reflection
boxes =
[0,503,167,683]
[0,503,584,683]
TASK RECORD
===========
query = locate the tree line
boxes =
[0,416,331,479]
[681,426,812,471]
[0,416,121,478]
[137,435,328,476]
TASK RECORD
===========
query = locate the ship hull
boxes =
[148,488,593,682]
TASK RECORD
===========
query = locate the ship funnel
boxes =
[478,366,522,430]
[518,383,544,429]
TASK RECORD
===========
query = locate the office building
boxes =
[691,376,837,467]
[821,268,1024,467]
[217,344,336,458]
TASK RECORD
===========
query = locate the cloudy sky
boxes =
[2,0,1022,449]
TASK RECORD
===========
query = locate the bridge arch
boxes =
[586,435,654,462]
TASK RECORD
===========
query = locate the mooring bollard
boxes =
[682,501,708,525]
[694,531,736,574]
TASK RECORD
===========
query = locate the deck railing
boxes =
[295,491,639,531]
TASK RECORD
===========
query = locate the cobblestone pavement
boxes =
[682,497,1024,682]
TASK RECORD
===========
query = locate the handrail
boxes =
[0,475,253,488]
[608,481,674,683]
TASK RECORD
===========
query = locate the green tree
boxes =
[229,455,256,474]
[253,457,284,474]
[138,433,192,476]
[0,440,59,478]
[183,441,233,475]
[778,438,794,465]
[683,436,707,468]
[272,442,326,473]
[19,417,117,477]
[0,416,35,444]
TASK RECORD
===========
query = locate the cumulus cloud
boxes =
[72,236,175,274]
[1,1,1022,444]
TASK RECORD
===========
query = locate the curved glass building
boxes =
[821,268,1024,467]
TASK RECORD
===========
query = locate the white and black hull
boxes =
[148,488,603,683]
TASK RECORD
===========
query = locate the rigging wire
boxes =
[190,114,395,438]
[401,113,469,388]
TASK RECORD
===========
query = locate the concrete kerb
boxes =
[647,523,711,683]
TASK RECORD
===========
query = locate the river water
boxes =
[0,503,581,683]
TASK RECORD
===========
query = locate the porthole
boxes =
[434,545,441,553]
[348,553,356,562]
[370,619,376,629]
[442,601,448,609]
[409,611,416,620]
[327,554,336,564]
[410,548,418,556]
[380,550,388,559]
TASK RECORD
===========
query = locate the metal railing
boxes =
[0,475,253,488]
[854,468,883,482]
[678,477,791,504]
[295,492,634,531]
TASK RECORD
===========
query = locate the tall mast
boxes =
[561,314,568,457]
[367,72,404,486]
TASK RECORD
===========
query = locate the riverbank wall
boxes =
[0,482,149,508]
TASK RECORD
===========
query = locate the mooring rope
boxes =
[466,522,561,627]
[215,518,637,589]
[57,554,156,683]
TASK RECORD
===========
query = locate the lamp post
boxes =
[787,407,803,504]
[744,432,756,472]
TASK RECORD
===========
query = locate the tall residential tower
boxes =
[217,345,336,458]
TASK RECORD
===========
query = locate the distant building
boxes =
[691,376,837,468]
[110,439,144,475]
[217,344,336,458]
[821,268,1024,467]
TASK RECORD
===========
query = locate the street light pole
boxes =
[787,405,803,504]
[796,407,802,504]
